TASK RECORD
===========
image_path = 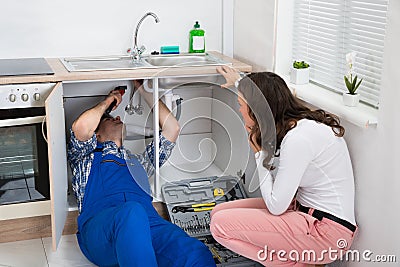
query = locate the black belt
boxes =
[298,204,356,233]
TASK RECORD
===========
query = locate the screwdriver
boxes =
[171,202,216,213]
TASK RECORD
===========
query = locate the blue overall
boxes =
[76,144,215,267]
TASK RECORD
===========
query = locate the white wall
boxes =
[2,0,398,263]
[0,0,222,58]
[233,0,276,72]
[343,0,400,264]
[234,0,400,266]
[274,0,294,76]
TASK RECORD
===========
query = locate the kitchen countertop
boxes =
[0,52,252,85]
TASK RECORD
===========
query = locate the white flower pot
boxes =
[290,67,309,85]
[342,93,360,107]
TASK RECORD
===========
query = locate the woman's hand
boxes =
[217,66,241,88]
[248,127,262,153]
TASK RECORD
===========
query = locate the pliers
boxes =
[172,202,216,213]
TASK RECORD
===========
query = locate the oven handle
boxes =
[0,116,46,128]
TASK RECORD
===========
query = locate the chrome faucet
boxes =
[129,12,160,62]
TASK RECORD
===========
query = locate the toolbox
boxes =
[161,176,262,267]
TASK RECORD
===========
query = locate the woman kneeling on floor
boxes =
[210,67,358,267]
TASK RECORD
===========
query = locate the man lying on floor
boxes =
[67,80,215,267]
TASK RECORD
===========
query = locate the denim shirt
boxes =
[67,130,175,213]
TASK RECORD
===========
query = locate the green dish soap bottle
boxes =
[189,21,205,53]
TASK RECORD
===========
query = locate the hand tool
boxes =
[210,247,223,263]
[171,202,216,213]
[105,85,127,114]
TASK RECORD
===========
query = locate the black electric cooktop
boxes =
[0,58,54,77]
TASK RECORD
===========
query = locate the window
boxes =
[292,0,389,107]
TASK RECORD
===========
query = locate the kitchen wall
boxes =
[233,0,276,72]
[0,0,222,58]
[2,0,398,264]
[345,0,400,264]
[230,0,277,197]
[233,1,400,266]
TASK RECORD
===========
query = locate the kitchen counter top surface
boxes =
[0,52,252,85]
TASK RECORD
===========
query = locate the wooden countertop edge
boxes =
[0,51,252,85]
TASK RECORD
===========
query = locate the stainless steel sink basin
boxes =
[60,55,152,72]
[60,53,229,72]
[143,53,226,67]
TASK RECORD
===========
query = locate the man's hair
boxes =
[95,113,113,132]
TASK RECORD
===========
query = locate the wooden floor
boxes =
[0,202,168,243]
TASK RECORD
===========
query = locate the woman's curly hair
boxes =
[238,72,345,157]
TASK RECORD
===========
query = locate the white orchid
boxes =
[346,52,357,67]
[344,52,362,95]
[346,52,357,78]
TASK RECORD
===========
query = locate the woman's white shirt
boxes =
[256,119,356,225]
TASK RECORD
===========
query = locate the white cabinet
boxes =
[0,82,68,250]
[62,76,252,199]
[156,84,251,199]
[45,82,68,251]
[58,74,253,248]
[146,77,252,199]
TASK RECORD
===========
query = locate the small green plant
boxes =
[293,61,309,69]
[344,75,362,95]
[344,52,363,95]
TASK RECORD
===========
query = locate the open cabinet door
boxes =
[45,82,68,251]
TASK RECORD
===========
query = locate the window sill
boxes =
[282,76,378,128]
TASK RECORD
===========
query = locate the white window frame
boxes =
[291,0,388,108]
[274,0,384,128]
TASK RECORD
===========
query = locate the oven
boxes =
[0,83,54,205]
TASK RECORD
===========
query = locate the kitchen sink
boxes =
[60,53,229,72]
[143,53,227,67]
[59,55,152,72]
[60,53,230,88]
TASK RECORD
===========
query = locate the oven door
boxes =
[0,108,50,205]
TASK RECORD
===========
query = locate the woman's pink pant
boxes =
[210,198,357,266]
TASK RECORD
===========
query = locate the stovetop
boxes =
[0,58,54,77]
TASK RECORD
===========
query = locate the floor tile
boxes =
[42,235,96,267]
[0,238,48,267]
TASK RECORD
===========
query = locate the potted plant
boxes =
[343,52,363,107]
[290,60,310,85]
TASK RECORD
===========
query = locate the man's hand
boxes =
[105,89,124,113]
[72,89,123,142]
[133,79,180,142]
